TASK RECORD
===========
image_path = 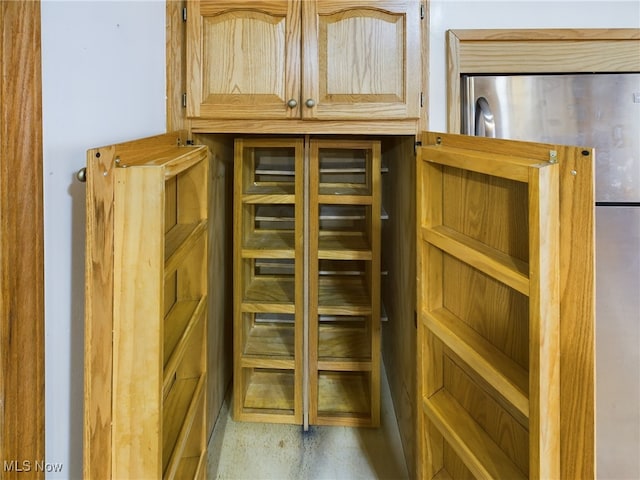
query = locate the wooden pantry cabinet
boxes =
[82,6,597,480]
[233,137,382,427]
[186,0,422,121]
[415,132,593,479]
[84,132,209,479]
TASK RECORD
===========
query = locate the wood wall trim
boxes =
[0,2,45,478]
[447,28,640,133]
[445,27,640,480]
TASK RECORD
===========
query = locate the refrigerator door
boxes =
[595,206,640,480]
[462,73,640,203]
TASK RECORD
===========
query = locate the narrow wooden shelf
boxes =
[243,321,295,358]
[165,220,207,278]
[242,192,296,204]
[422,224,529,296]
[424,307,529,423]
[421,144,538,183]
[317,371,371,419]
[172,456,204,480]
[318,320,371,361]
[115,144,208,179]
[163,296,207,396]
[318,277,372,316]
[318,192,373,203]
[243,369,296,413]
[423,389,527,480]
[164,299,201,367]
[163,375,205,479]
[318,232,372,259]
[242,231,296,257]
[162,375,204,474]
[242,277,296,313]
[319,185,372,197]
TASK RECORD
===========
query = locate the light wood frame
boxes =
[0,3,45,479]
[445,28,640,480]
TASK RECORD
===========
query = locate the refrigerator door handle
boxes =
[475,96,496,138]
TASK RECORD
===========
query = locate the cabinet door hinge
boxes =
[420,92,424,108]
[182,6,187,22]
[182,93,187,108]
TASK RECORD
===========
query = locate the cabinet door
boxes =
[302,1,421,120]
[415,132,595,479]
[84,132,210,479]
[187,1,301,119]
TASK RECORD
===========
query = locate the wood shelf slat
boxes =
[163,374,205,479]
[242,231,296,257]
[164,220,207,278]
[422,224,529,296]
[318,232,372,260]
[242,193,296,204]
[243,322,295,359]
[242,278,296,312]
[318,277,372,316]
[421,144,540,183]
[162,375,205,475]
[317,371,371,423]
[163,296,207,397]
[423,389,527,480]
[243,369,296,412]
[424,307,529,422]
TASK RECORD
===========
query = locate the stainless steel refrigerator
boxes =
[462,73,640,480]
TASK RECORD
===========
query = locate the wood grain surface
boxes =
[0,2,44,479]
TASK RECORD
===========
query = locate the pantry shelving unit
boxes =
[309,139,382,427]
[233,137,382,427]
[416,133,561,478]
[233,138,305,424]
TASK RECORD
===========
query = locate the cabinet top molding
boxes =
[450,28,640,41]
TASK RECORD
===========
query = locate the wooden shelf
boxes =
[424,307,529,423]
[162,375,204,475]
[318,277,371,316]
[243,318,295,359]
[164,220,207,278]
[242,231,296,257]
[163,296,207,396]
[242,368,296,414]
[317,371,371,421]
[318,318,371,361]
[172,456,205,480]
[242,192,296,204]
[242,277,296,312]
[163,375,205,479]
[318,232,372,259]
[422,224,529,296]
[423,389,527,480]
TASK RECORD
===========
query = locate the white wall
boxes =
[40,1,639,477]
[41,1,165,477]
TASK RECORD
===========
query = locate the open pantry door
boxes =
[415,132,595,479]
[84,131,210,479]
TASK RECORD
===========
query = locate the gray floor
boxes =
[207,366,409,480]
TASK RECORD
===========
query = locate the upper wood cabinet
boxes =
[186,0,422,121]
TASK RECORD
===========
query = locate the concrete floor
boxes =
[207,366,409,479]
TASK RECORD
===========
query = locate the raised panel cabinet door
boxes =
[187,1,301,119]
[302,0,421,120]
[415,132,595,479]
